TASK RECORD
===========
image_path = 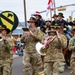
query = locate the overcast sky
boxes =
[0,0,75,22]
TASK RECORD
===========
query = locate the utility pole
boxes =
[23,0,27,27]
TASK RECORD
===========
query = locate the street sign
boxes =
[58,7,66,11]
[31,4,75,15]
[0,11,19,31]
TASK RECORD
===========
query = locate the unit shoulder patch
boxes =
[39,31,43,35]
[61,36,67,42]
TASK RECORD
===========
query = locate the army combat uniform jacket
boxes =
[21,27,43,75]
[42,34,67,75]
[43,34,67,62]
[68,36,75,75]
[21,27,42,53]
[68,36,75,58]
[0,35,13,75]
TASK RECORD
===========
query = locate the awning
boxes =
[12,29,24,35]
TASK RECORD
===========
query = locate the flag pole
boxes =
[50,10,52,21]
[23,0,27,27]
[53,0,56,14]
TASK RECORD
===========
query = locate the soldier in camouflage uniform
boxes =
[0,26,13,75]
[7,32,15,74]
[41,25,67,75]
[68,28,75,75]
[21,17,42,75]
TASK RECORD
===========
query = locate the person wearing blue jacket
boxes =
[33,11,47,33]
[57,13,73,41]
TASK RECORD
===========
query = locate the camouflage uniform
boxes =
[68,36,75,75]
[42,33,67,75]
[6,35,14,74]
[0,35,13,75]
[21,27,42,75]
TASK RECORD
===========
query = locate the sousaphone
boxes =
[36,42,46,56]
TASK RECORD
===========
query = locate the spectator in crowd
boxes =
[45,18,51,30]
[51,14,58,25]
[45,19,52,34]
[57,13,72,41]
[33,11,47,33]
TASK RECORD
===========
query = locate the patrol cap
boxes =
[27,17,36,23]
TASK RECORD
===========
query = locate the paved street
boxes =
[12,56,70,75]
[12,56,23,75]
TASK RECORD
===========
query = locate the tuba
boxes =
[36,35,56,55]
[35,42,46,55]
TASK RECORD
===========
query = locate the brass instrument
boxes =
[0,34,3,41]
[36,42,45,55]
[36,34,56,55]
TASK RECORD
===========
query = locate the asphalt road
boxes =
[12,56,70,75]
[12,56,23,75]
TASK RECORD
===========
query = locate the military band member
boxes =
[21,17,42,75]
[68,28,75,75]
[41,25,67,75]
[0,26,13,75]
[7,32,16,74]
